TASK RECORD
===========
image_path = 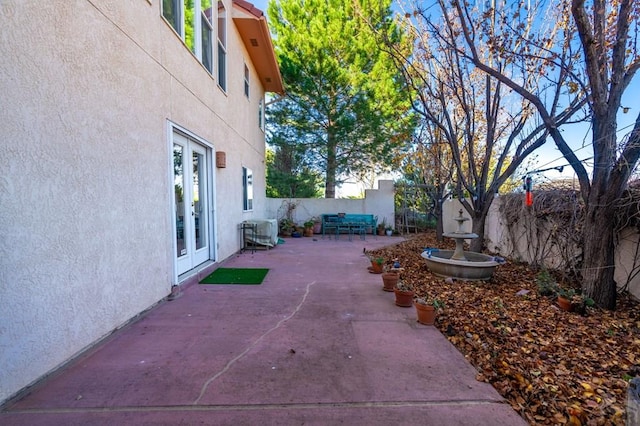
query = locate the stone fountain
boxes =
[421,209,499,281]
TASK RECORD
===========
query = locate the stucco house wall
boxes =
[0,0,280,404]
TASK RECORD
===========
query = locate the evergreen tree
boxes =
[266,145,323,198]
[267,0,415,198]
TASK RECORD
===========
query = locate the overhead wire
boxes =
[523,121,639,175]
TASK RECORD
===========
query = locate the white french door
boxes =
[173,132,212,275]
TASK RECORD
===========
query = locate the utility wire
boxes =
[532,121,638,171]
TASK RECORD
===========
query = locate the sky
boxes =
[527,84,640,185]
[252,0,269,13]
[255,0,640,187]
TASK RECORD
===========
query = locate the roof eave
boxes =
[232,0,284,95]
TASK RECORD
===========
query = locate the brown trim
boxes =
[232,0,284,94]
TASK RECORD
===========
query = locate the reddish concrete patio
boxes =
[1,236,526,425]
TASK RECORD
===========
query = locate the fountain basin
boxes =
[421,250,498,281]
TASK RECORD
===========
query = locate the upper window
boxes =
[217,4,227,91]
[162,0,214,75]
[243,167,253,211]
[201,1,214,73]
[184,2,195,53]
[244,64,250,98]
[162,0,181,34]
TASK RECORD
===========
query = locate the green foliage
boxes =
[415,297,444,309]
[535,269,559,296]
[557,287,575,300]
[279,218,296,233]
[267,0,416,198]
[266,147,323,198]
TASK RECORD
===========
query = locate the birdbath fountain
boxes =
[421,209,499,281]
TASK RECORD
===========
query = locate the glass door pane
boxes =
[192,150,207,250]
[173,143,187,257]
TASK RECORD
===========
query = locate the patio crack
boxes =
[192,280,317,405]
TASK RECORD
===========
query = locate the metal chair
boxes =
[336,220,351,240]
[350,222,367,241]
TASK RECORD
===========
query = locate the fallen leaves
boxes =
[369,232,639,425]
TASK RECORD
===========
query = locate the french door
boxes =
[173,132,212,275]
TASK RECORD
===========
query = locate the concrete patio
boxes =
[1,236,526,425]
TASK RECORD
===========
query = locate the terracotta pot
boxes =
[557,296,573,312]
[394,288,414,307]
[414,302,436,325]
[381,272,399,292]
[368,261,383,274]
[377,228,385,236]
[303,228,313,237]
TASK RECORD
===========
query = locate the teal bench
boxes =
[322,214,377,240]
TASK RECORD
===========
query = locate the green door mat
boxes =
[199,268,269,285]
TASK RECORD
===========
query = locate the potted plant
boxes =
[381,269,399,292]
[385,225,393,236]
[279,218,295,237]
[557,288,575,312]
[377,218,387,236]
[414,297,444,325]
[368,256,384,274]
[570,293,595,315]
[393,280,414,307]
[311,216,322,234]
[303,220,315,237]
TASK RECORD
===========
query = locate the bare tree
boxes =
[447,0,640,308]
[380,0,585,252]
[398,122,454,240]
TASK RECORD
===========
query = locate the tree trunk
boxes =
[470,212,486,252]
[435,198,444,242]
[577,108,632,309]
[581,207,617,309]
[468,194,495,252]
[576,164,632,311]
[325,129,337,198]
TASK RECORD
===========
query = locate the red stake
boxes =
[525,176,533,206]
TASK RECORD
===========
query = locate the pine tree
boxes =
[267,0,415,198]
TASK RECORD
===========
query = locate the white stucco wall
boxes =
[0,0,269,404]
[614,228,640,300]
[451,198,640,300]
[265,180,396,228]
